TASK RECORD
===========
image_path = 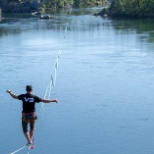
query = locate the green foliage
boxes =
[0,0,38,12]
[74,0,104,8]
[0,0,105,12]
[109,0,154,18]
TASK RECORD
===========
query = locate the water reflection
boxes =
[0,9,154,44]
[111,18,154,43]
[0,9,74,37]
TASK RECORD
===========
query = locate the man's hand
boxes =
[6,90,18,99]
[54,99,58,103]
[6,90,11,94]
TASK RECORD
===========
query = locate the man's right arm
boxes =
[6,90,18,99]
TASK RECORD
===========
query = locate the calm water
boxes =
[0,8,154,154]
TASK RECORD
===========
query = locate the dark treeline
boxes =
[0,0,39,13]
[44,0,105,8]
[0,0,105,13]
[109,0,154,18]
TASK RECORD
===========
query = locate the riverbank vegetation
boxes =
[109,0,154,18]
[0,0,39,13]
[98,0,154,18]
[0,0,105,13]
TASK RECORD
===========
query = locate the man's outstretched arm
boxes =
[40,98,58,103]
[6,90,18,99]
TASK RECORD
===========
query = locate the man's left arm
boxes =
[6,90,18,99]
[40,98,58,103]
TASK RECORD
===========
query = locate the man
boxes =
[7,85,58,145]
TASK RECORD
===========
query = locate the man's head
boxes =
[26,85,33,93]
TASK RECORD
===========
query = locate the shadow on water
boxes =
[111,18,154,43]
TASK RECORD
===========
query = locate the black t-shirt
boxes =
[18,93,41,113]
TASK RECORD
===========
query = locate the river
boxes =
[0,8,154,154]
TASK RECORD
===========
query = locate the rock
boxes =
[32,8,43,15]
[94,8,108,17]
[39,15,56,20]
[31,11,42,16]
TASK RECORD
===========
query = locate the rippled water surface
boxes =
[0,8,154,154]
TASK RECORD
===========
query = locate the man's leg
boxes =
[30,121,35,142]
[22,121,32,144]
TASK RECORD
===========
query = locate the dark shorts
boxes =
[22,113,37,133]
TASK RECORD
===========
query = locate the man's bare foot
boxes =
[26,141,33,146]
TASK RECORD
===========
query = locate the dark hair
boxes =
[26,85,33,91]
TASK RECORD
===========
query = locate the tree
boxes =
[1,0,105,12]
[109,0,154,18]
